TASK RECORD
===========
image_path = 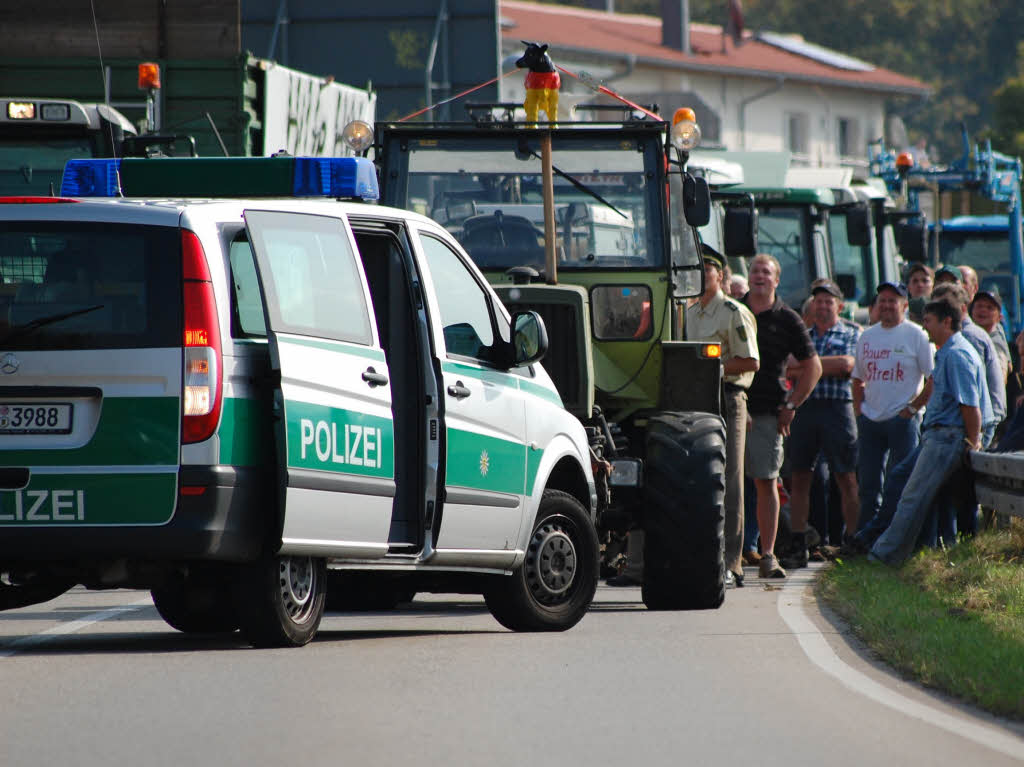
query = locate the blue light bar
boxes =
[61,158,121,196]
[60,156,379,201]
[293,157,379,200]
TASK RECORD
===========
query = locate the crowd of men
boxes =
[607,246,1012,588]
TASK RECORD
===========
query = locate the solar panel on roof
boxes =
[757,32,875,72]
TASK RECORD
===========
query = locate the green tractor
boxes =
[369,105,756,609]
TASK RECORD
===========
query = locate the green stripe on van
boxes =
[442,361,563,407]
[280,336,386,361]
[526,446,544,496]
[441,361,514,385]
[285,400,394,478]
[446,428,526,495]
[519,378,563,407]
[219,397,274,466]
[0,397,179,468]
[0,472,177,525]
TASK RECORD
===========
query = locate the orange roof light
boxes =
[673,107,696,125]
[703,343,722,359]
[138,62,161,90]
[896,151,914,171]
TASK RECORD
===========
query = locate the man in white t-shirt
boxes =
[851,282,934,536]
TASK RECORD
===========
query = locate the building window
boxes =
[786,113,808,154]
[838,117,859,158]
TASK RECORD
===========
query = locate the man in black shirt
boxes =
[742,254,821,578]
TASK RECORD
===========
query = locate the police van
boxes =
[0,155,599,647]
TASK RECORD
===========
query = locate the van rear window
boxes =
[0,221,181,350]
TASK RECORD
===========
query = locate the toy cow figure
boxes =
[516,41,560,124]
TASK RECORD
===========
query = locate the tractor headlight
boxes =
[671,107,702,152]
[342,120,374,153]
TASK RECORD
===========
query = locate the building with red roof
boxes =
[499,1,930,169]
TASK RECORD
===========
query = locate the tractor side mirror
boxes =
[723,205,758,257]
[895,219,927,264]
[683,175,711,227]
[845,203,872,247]
[834,273,858,300]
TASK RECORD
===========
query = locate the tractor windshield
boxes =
[938,230,1010,273]
[403,135,658,270]
[756,206,814,309]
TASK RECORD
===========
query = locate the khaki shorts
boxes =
[745,412,785,480]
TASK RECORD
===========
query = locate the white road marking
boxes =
[777,575,1024,760]
[0,597,152,657]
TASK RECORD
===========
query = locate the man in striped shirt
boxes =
[781,280,861,568]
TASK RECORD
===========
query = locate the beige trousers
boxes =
[723,387,748,574]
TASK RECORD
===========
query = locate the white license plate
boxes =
[0,403,74,434]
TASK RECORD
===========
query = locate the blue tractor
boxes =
[869,127,1024,335]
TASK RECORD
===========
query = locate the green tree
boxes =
[991,43,1024,159]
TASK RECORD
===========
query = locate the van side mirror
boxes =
[509,310,548,368]
[723,204,758,257]
[845,203,872,247]
[683,175,711,227]
[895,220,927,264]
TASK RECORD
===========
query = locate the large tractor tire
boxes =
[641,412,726,610]
[484,489,599,631]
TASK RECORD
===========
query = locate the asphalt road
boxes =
[2,563,1022,767]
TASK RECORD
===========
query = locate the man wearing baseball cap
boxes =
[849,282,934,549]
[970,290,1011,378]
[685,243,760,587]
[780,279,861,568]
[934,265,963,286]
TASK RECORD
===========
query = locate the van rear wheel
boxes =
[151,577,238,634]
[233,555,326,647]
[484,489,599,632]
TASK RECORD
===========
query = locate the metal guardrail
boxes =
[970,451,1024,518]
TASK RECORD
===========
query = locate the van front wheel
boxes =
[484,489,599,631]
[233,555,326,647]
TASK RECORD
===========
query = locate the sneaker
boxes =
[780,542,809,569]
[742,550,762,566]
[758,553,787,579]
[605,572,642,587]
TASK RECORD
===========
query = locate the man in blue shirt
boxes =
[866,296,992,566]
[930,282,1004,540]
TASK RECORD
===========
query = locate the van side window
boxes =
[245,211,373,346]
[229,238,267,337]
[418,233,501,363]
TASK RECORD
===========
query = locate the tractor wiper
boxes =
[524,149,629,221]
[1,304,105,343]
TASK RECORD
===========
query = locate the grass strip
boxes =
[817,520,1024,719]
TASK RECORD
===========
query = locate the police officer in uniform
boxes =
[686,244,759,586]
